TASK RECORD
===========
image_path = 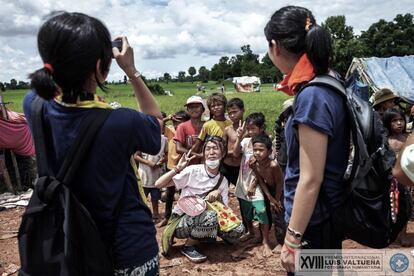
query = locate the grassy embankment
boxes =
[1,81,290,133]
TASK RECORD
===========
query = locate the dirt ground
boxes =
[1,193,413,276]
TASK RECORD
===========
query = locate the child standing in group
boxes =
[222,98,245,186]
[382,108,412,247]
[158,111,190,227]
[134,131,168,221]
[233,112,272,256]
[250,134,285,253]
[383,108,409,155]
[192,93,232,157]
[175,96,205,164]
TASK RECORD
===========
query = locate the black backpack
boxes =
[18,97,113,276]
[297,75,412,248]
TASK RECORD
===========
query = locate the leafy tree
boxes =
[240,45,259,76]
[163,73,171,84]
[211,56,232,81]
[10,79,17,90]
[322,15,366,76]
[360,13,414,57]
[188,67,196,83]
[177,71,186,82]
[198,66,210,83]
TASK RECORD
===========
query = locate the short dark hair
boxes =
[245,112,265,129]
[227,97,244,110]
[264,6,332,75]
[252,134,272,150]
[30,11,112,102]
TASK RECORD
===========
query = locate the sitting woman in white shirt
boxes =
[155,136,244,263]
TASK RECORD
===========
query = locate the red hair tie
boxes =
[44,63,54,74]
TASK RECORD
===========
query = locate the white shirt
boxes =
[172,164,229,215]
[235,137,264,201]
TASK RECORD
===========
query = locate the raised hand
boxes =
[176,149,196,171]
[236,120,246,139]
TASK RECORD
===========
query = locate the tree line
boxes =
[162,13,414,84]
[1,13,413,90]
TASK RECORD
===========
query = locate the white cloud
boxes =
[0,0,413,82]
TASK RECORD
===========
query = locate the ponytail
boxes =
[29,67,57,100]
[305,25,332,75]
[264,6,332,75]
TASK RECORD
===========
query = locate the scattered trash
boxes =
[0,189,32,210]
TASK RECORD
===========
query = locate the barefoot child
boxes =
[222,98,245,186]
[233,112,272,256]
[250,134,285,253]
[134,132,168,221]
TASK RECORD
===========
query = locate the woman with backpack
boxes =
[22,12,162,275]
[264,6,350,273]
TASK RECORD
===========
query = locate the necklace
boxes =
[204,165,219,178]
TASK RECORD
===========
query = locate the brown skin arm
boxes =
[190,139,204,159]
[393,134,414,186]
[175,140,189,155]
[287,124,328,240]
[272,161,284,201]
[133,152,156,167]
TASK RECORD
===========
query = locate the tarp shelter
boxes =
[346,56,414,103]
[233,76,261,93]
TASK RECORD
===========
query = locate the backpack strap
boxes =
[31,96,112,201]
[31,97,53,177]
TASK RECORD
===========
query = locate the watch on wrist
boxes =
[287,226,303,241]
[129,70,141,79]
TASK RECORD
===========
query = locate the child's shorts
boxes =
[144,187,161,201]
[239,199,269,224]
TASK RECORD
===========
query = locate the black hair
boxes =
[252,134,272,150]
[29,11,112,102]
[264,6,332,75]
[245,112,265,129]
[227,97,244,110]
[382,108,407,135]
[161,111,167,118]
[174,110,190,122]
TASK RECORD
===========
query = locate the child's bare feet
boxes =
[262,243,273,257]
[272,244,283,254]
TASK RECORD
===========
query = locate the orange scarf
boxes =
[276,54,315,96]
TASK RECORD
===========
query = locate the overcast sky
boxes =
[0,0,413,83]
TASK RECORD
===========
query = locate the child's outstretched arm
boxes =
[233,120,246,157]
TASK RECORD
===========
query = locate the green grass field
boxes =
[1,81,290,133]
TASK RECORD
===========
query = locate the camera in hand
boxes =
[111,39,122,57]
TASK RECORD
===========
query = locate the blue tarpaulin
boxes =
[346,56,414,103]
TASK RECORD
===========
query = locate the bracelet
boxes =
[287,226,303,241]
[129,70,141,79]
[284,244,296,255]
[284,238,301,249]
[173,167,181,174]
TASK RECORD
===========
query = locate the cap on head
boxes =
[185,95,204,106]
[372,88,398,107]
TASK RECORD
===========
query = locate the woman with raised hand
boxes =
[264,6,350,274]
[23,11,162,275]
[156,136,244,263]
